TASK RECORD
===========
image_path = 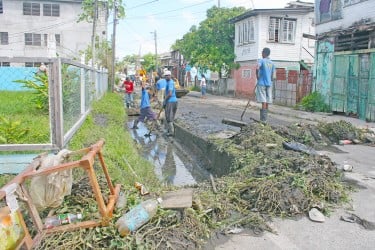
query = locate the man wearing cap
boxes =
[163,71,178,136]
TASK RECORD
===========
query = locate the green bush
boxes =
[0,116,29,143]
[189,85,201,92]
[300,92,330,112]
[13,72,49,110]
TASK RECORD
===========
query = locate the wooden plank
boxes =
[222,118,248,128]
[161,189,193,209]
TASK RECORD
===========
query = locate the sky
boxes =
[114,0,314,58]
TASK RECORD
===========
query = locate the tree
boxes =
[78,0,125,23]
[80,40,112,69]
[172,6,246,76]
[141,53,157,73]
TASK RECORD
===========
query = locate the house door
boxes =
[346,55,359,116]
[367,53,375,121]
[331,55,348,113]
[358,54,369,120]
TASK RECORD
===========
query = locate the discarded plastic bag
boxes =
[0,207,25,250]
[282,141,318,155]
[29,149,72,211]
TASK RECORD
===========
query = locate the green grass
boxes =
[67,92,160,189]
[0,91,50,143]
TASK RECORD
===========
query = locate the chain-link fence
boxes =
[0,57,108,152]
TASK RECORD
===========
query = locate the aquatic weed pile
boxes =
[274,120,374,147]
[215,123,348,216]
[33,122,352,249]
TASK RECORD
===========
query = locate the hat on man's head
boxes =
[163,70,171,76]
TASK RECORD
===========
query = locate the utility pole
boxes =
[151,30,158,74]
[91,0,97,69]
[111,0,118,92]
[218,0,220,8]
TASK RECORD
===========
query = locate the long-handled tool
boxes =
[240,84,257,121]
[144,107,164,137]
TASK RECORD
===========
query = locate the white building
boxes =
[0,0,107,66]
[231,1,315,96]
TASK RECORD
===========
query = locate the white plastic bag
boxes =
[29,149,72,211]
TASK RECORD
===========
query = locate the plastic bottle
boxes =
[44,213,82,229]
[115,198,162,236]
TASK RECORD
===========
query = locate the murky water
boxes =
[128,120,210,186]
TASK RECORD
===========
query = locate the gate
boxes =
[331,52,375,121]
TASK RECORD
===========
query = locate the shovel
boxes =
[240,84,257,121]
[144,107,164,137]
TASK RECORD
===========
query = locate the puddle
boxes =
[128,120,210,186]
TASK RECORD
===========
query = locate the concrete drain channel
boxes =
[129,120,235,186]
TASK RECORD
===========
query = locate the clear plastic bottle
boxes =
[44,213,82,229]
[115,198,162,236]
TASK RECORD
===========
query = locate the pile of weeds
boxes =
[29,95,351,249]
[273,120,374,147]
[209,123,348,218]
[317,120,372,144]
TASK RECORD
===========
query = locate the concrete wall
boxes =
[174,124,235,177]
[0,0,106,59]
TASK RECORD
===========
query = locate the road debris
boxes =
[309,208,325,223]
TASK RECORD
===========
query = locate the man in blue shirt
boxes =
[163,71,178,136]
[256,47,276,123]
[155,75,167,105]
[132,82,157,129]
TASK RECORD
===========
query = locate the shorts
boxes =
[201,86,207,95]
[138,107,156,122]
[256,85,272,104]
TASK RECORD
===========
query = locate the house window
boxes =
[269,17,296,43]
[43,4,60,17]
[242,69,251,79]
[23,2,40,16]
[242,22,248,44]
[0,62,10,67]
[25,62,41,67]
[318,0,342,23]
[44,34,48,46]
[0,32,8,45]
[238,19,255,45]
[238,25,243,45]
[55,34,61,46]
[0,0,3,14]
[248,19,255,41]
[25,33,41,46]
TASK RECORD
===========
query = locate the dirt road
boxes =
[176,91,375,250]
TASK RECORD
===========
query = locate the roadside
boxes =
[176,91,375,250]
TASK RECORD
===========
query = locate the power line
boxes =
[125,0,214,19]
[7,19,78,39]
